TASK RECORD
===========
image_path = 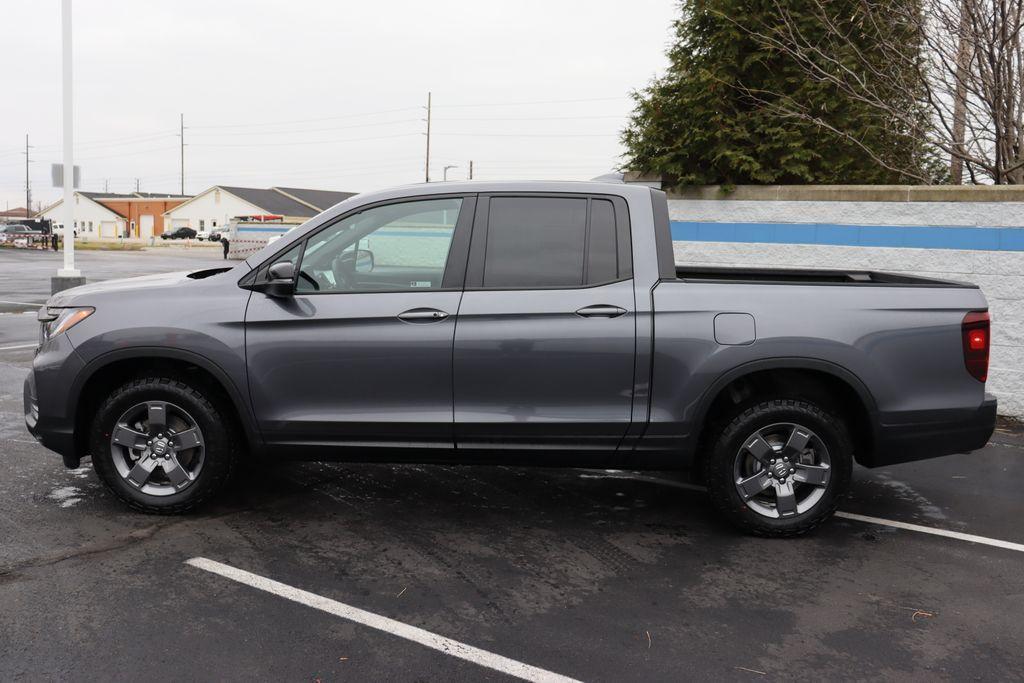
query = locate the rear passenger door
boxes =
[453,194,636,453]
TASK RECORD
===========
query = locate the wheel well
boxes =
[73,357,249,460]
[696,368,873,464]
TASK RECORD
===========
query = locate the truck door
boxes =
[244,196,474,452]
[453,194,636,453]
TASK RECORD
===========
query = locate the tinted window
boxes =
[587,199,617,284]
[296,197,461,293]
[484,197,587,287]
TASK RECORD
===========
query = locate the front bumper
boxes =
[23,336,85,468]
[862,395,998,468]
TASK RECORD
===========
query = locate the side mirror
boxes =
[337,248,374,275]
[354,248,374,273]
[264,261,295,298]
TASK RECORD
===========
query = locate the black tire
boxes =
[704,398,853,537]
[89,376,239,514]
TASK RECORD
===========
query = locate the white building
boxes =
[38,192,125,238]
[163,186,356,232]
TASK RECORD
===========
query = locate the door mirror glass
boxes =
[268,261,295,281]
[354,248,374,273]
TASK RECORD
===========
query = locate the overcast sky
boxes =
[0,0,675,211]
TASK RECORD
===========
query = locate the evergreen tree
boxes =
[622,0,941,186]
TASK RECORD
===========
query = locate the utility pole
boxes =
[424,92,432,183]
[23,134,33,218]
[179,113,185,195]
[103,178,109,193]
[54,0,81,289]
[135,178,140,193]
[468,160,473,180]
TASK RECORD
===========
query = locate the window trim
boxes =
[464,192,633,291]
[241,193,476,295]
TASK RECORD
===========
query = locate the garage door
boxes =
[139,214,154,239]
[99,221,117,239]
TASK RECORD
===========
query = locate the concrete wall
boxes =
[664,186,1024,418]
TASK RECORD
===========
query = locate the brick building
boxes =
[38,191,191,238]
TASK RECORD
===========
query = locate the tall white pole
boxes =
[59,0,79,277]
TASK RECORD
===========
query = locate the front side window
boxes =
[296,197,461,294]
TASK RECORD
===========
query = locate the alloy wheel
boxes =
[732,422,832,518]
[109,400,206,497]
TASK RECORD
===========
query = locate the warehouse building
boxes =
[162,186,356,232]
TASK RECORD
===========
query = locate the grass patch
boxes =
[72,241,144,251]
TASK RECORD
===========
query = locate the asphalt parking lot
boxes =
[1,248,1022,681]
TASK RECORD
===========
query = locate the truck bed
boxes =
[674,266,977,288]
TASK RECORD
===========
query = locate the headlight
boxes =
[38,306,94,343]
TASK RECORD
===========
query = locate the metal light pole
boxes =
[443,165,458,181]
[54,0,83,291]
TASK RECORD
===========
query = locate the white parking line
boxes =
[0,342,36,351]
[186,557,581,683]
[835,512,1024,553]
[581,472,1024,555]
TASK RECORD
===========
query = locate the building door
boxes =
[99,221,116,239]
[139,215,154,239]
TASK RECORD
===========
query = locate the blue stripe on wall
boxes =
[670,221,1024,251]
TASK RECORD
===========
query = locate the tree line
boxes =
[622,0,1024,186]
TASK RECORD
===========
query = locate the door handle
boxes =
[397,307,450,323]
[575,304,627,318]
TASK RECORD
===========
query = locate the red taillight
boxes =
[962,311,990,382]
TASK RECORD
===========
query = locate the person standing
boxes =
[221,236,230,260]
[51,231,58,252]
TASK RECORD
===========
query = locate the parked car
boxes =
[207,232,222,242]
[0,224,44,243]
[25,181,996,535]
[160,227,197,240]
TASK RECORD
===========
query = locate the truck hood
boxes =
[46,267,235,307]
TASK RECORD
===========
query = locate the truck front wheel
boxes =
[704,399,853,537]
[89,376,239,514]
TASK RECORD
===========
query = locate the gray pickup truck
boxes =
[24,181,996,535]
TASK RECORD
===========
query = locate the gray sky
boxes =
[0,0,675,211]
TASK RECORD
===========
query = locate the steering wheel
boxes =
[330,254,355,291]
[298,269,320,291]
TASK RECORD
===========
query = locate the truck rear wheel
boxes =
[89,376,238,514]
[704,399,853,537]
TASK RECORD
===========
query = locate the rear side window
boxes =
[484,197,587,288]
[587,199,618,284]
[479,196,628,288]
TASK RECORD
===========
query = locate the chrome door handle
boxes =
[575,304,627,318]
[397,308,449,323]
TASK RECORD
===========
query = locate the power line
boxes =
[189,132,420,148]
[434,114,626,122]
[188,106,422,130]
[434,96,627,108]
[186,118,420,138]
[435,132,618,138]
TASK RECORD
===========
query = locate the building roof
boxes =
[0,207,31,218]
[217,186,321,217]
[271,187,357,212]
[37,193,126,219]
[80,191,191,200]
